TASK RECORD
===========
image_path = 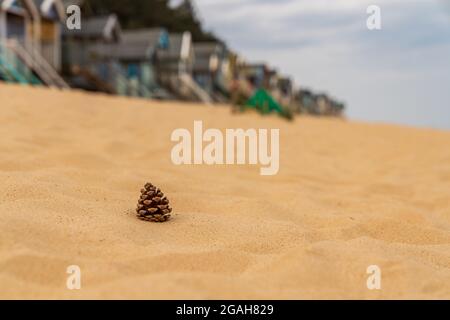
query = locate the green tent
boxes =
[245,89,284,115]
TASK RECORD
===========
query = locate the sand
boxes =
[0,83,449,299]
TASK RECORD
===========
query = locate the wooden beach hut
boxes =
[240,63,273,90]
[193,42,218,95]
[0,0,34,49]
[61,14,127,94]
[32,0,65,71]
[296,89,319,114]
[0,0,68,88]
[316,93,333,115]
[0,0,35,83]
[192,41,236,103]
[227,54,256,106]
[271,76,293,110]
[214,48,239,99]
[156,31,212,104]
[315,93,345,116]
[62,14,121,66]
[295,91,345,116]
[107,28,172,99]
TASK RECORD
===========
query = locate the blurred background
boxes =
[1,0,449,128]
[193,0,450,129]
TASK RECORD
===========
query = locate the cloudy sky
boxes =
[193,0,450,129]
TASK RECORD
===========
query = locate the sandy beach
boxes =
[0,83,449,299]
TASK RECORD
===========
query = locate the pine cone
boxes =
[136,182,172,222]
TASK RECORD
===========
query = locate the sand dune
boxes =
[0,84,449,299]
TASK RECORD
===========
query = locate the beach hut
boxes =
[108,28,172,99]
[227,53,254,106]
[0,0,35,83]
[331,100,345,116]
[32,0,66,71]
[62,14,121,65]
[156,31,212,104]
[192,41,236,103]
[0,0,67,87]
[0,0,35,49]
[214,48,239,98]
[0,0,68,88]
[297,92,342,116]
[272,76,293,110]
[192,41,229,102]
[240,63,274,90]
[296,89,318,114]
[193,42,218,94]
[61,14,127,94]
[315,94,333,115]
[317,95,345,117]
[156,32,193,75]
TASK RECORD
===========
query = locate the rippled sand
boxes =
[0,84,449,299]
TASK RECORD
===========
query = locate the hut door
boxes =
[41,19,58,69]
[6,13,26,46]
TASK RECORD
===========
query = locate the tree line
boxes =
[83,0,218,42]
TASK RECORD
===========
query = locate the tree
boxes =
[83,0,219,41]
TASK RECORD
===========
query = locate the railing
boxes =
[108,62,131,96]
[0,41,41,85]
[5,39,70,89]
[101,62,154,98]
[179,72,212,105]
[88,61,128,96]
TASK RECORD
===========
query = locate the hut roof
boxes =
[106,28,169,61]
[33,0,65,21]
[63,14,122,42]
[241,64,271,79]
[157,32,192,62]
[193,42,222,72]
[121,28,167,45]
[278,77,292,87]
[62,0,83,7]
[248,64,269,71]
[1,0,34,16]
[193,42,220,56]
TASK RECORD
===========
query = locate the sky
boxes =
[192,0,450,130]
